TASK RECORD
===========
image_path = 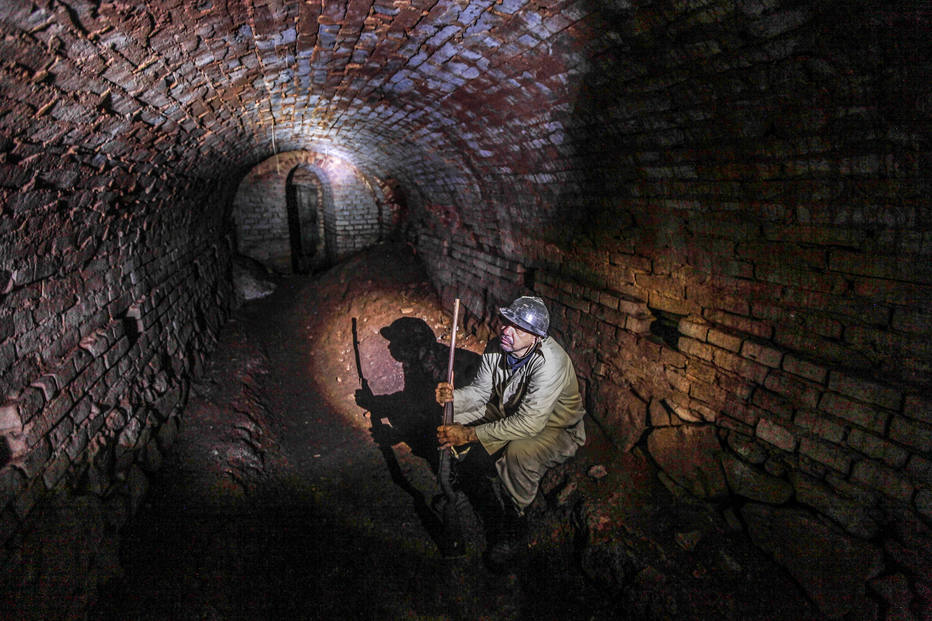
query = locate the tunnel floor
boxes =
[91,243,821,621]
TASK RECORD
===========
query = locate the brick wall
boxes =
[0,0,927,617]
[232,151,393,271]
[417,204,929,616]
[0,163,234,612]
[406,3,930,617]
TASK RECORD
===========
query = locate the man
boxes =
[435,296,586,569]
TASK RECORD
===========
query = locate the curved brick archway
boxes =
[0,1,929,618]
[232,150,395,272]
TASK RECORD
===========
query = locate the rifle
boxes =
[437,298,465,557]
[351,318,371,411]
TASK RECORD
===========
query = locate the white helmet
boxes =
[499,296,549,337]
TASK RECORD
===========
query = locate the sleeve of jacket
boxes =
[452,351,495,425]
[474,354,566,447]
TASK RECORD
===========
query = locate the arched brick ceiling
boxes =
[2,0,603,203]
[2,1,927,245]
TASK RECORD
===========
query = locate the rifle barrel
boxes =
[445,299,460,385]
[442,300,460,427]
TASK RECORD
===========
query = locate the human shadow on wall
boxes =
[352,317,480,542]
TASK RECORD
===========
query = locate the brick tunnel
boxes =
[0,1,930,619]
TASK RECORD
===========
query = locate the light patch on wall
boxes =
[321,154,359,184]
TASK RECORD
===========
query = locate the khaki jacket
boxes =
[453,336,586,454]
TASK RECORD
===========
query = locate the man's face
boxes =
[499,318,538,357]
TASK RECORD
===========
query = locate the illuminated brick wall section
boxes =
[233,151,392,272]
[420,212,930,616]
[410,6,930,618]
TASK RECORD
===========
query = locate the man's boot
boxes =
[485,481,528,572]
[432,489,472,522]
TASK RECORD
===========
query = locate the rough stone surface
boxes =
[722,452,794,505]
[742,503,884,619]
[592,379,649,452]
[647,425,728,499]
[868,573,916,621]
[84,245,825,620]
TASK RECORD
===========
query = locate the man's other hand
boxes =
[437,423,477,448]
[435,382,453,406]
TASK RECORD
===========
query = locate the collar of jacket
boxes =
[502,337,545,371]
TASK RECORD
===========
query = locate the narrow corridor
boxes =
[90,244,816,620]
[92,244,607,620]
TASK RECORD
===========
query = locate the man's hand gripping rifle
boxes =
[437,299,466,557]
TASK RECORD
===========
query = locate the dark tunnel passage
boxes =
[91,244,818,621]
[0,1,930,619]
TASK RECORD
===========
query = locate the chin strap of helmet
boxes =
[504,336,541,372]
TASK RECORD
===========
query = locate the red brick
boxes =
[713,349,769,384]
[685,359,717,384]
[660,347,687,369]
[679,337,713,361]
[765,370,821,408]
[0,402,21,432]
[903,394,932,425]
[847,429,908,469]
[752,388,794,420]
[763,225,865,247]
[741,340,783,368]
[799,437,852,474]
[722,398,759,427]
[851,460,913,502]
[889,416,932,453]
[827,371,901,411]
[782,354,827,384]
[665,369,690,394]
[704,309,773,339]
[678,317,709,340]
[774,327,864,366]
[610,252,651,272]
[755,262,847,294]
[625,313,653,334]
[907,455,932,486]
[617,295,649,316]
[635,273,684,299]
[719,414,754,436]
[590,303,626,329]
[830,249,928,281]
[891,306,932,334]
[598,291,620,310]
[755,417,796,452]
[737,241,827,270]
[795,409,846,444]
[648,292,693,315]
[707,328,742,352]
[853,277,932,307]
[819,392,888,434]
[689,380,727,407]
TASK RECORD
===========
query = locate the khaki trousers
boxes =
[494,426,581,512]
